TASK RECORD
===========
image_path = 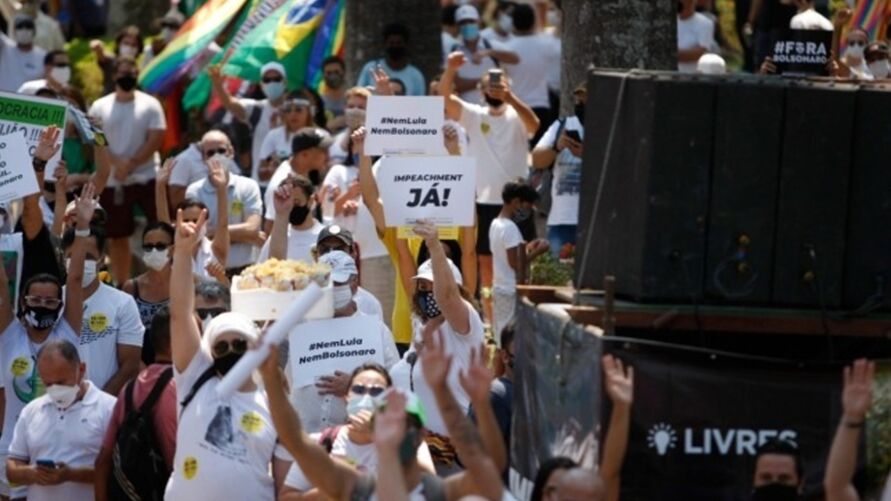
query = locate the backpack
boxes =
[108,367,174,501]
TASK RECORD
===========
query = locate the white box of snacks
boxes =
[231,259,334,321]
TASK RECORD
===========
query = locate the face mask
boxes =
[399,428,419,466]
[262,81,285,100]
[67,259,98,288]
[513,207,532,222]
[333,284,353,309]
[575,103,586,123]
[345,108,366,130]
[210,153,237,175]
[289,204,310,226]
[116,75,138,92]
[50,66,71,86]
[868,59,890,78]
[346,394,376,417]
[415,290,441,319]
[324,73,344,89]
[213,352,242,377]
[751,483,798,501]
[460,23,480,41]
[485,95,504,108]
[15,29,34,46]
[46,379,80,409]
[547,9,561,27]
[143,248,170,271]
[498,13,513,33]
[846,44,865,59]
[119,44,138,58]
[160,27,175,42]
[24,305,61,330]
[385,46,407,61]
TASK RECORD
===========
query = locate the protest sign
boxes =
[376,156,476,227]
[288,315,385,389]
[364,96,444,155]
[0,134,42,204]
[771,30,833,76]
[0,92,67,180]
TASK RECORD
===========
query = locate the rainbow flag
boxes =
[850,0,890,41]
[182,0,345,110]
[139,0,250,95]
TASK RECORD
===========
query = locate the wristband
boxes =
[32,158,47,172]
[844,421,864,429]
[74,227,91,238]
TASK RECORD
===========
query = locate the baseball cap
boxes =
[291,127,332,155]
[260,61,287,80]
[203,311,260,348]
[455,5,480,23]
[318,250,358,283]
[317,224,354,248]
[412,258,463,286]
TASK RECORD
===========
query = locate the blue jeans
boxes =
[547,225,577,257]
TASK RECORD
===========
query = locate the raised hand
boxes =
[174,207,208,254]
[834,8,852,28]
[602,355,633,409]
[459,344,494,404]
[35,126,62,161]
[842,358,874,422]
[411,220,438,243]
[420,327,452,390]
[74,183,98,228]
[443,124,460,155]
[273,183,295,216]
[446,51,466,71]
[157,158,175,187]
[208,64,224,86]
[208,157,229,191]
[53,161,68,193]
[374,390,407,450]
[205,260,229,286]
[348,409,375,435]
[316,370,350,397]
[350,127,366,156]
[371,66,393,96]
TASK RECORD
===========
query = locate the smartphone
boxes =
[36,459,56,469]
[488,68,503,86]
[565,129,581,142]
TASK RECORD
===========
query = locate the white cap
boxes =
[412,258,463,286]
[260,61,287,80]
[202,311,260,349]
[696,53,726,75]
[318,250,358,283]
[455,4,480,22]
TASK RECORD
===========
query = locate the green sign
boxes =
[0,92,67,128]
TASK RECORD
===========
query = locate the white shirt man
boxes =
[504,34,559,110]
[0,31,45,92]
[677,10,716,73]
[489,215,524,337]
[789,6,833,31]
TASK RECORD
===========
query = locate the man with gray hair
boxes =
[195,280,231,326]
[6,340,116,501]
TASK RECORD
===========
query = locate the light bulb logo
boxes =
[647,423,677,456]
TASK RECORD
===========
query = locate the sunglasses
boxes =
[262,76,283,83]
[24,296,62,309]
[350,384,386,397]
[197,307,227,319]
[53,62,70,68]
[850,41,866,47]
[143,243,169,251]
[204,147,227,158]
[212,338,248,358]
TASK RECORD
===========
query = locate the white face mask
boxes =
[846,44,865,59]
[143,248,170,271]
[67,258,98,288]
[15,29,34,46]
[46,373,80,409]
[50,66,71,86]
[868,60,890,78]
[346,394,376,417]
[262,81,285,100]
[498,13,513,33]
[119,44,138,58]
[333,284,353,309]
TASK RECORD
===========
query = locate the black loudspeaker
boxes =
[844,84,891,310]
[705,79,785,304]
[576,72,715,302]
[771,82,857,308]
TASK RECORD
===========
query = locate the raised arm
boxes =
[51,163,68,237]
[832,9,852,63]
[374,391,411,501]
[155,159,174,224]
[440,52,466,121]
[24,126,62,239]
[824,359,873,501]
[499,81,539,136]
[170,208,207,372]
[460,345,507,473]
[414,222,469,334]
[354,128,387,235]
[209,64,248,123]
[268,183,294,261]
[64,183,97,334]
[600,355,633,501]
[90,144,111,193]
[208,158,230,266]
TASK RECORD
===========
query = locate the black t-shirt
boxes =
[16,222,63,291]
[756,0,797,31]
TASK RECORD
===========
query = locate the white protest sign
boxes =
[0,91,67,181]
[364,96,444,155]
[288,315,385,389]
[376,155,476,227]
[0,134,41,204]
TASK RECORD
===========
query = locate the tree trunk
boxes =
[344,0,442,91]
[560,0,676,114]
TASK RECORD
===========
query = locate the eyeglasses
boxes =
[197,307,227,320]
[262,76,283,83]
[204,147,227,158]
[212,338,248,358]
[350,384,385,397]
[24,296,62,308]
[143,243,169,251]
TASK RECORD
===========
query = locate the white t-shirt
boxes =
[0,34,45,92]
[390,302,485,436]
[355,287,384,321]
[193,237,216,281]
[16,78,49,95]
[88,90,166,186]
[7,381,115,501]
[170,143,239,188]
[504,34,560,109]
[284,426,433,491]
[71,283,145,389]
[264,161,303,222]
[0,320,79,456]
[327,130,352,167]
[453,38,512,105]
[489,216,524,294]
[238,98,279,183]
[789,8,833,30]
[535,116,583,226]
[321,164,387,259]
[165,350,286,501]
[186,174,263,268]
[481,27,512,45]
[258,220,324,262]
[258,126,298,167]
[677,13,715,73]
[458,102,530,205]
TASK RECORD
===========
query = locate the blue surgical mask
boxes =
[262,81,285,100]
[346,394,376,417]
[460,23,480,41]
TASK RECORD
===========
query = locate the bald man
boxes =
[556,467,605,501]
[168,130,245,208]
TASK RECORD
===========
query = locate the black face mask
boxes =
[751,483,799,501]
[116,75,138,92]
[213,352,242,377]
[485,95,504,108]
[575,103,586,123]
[23,306,61,330]
[289,204,310,226]
[415,290,441,319]
[385,46,407,61]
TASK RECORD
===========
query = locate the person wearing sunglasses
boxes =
[279,363,435,499]
[122,222,174,365]
[258,90,319,190]
[167,207,290,501]
[0,187,92,500]
[17,49,71,95]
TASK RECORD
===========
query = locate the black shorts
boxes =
[476,203,501,255]
[99,181,158,238]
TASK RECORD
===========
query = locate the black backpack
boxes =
[108,367,174,501]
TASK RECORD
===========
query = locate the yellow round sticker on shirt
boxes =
[11,357,29,376]
[480,121,491,135]
[240,411,264,434]
[231,200,244,217]
[183,456,198,479]
[89,313,109,333]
